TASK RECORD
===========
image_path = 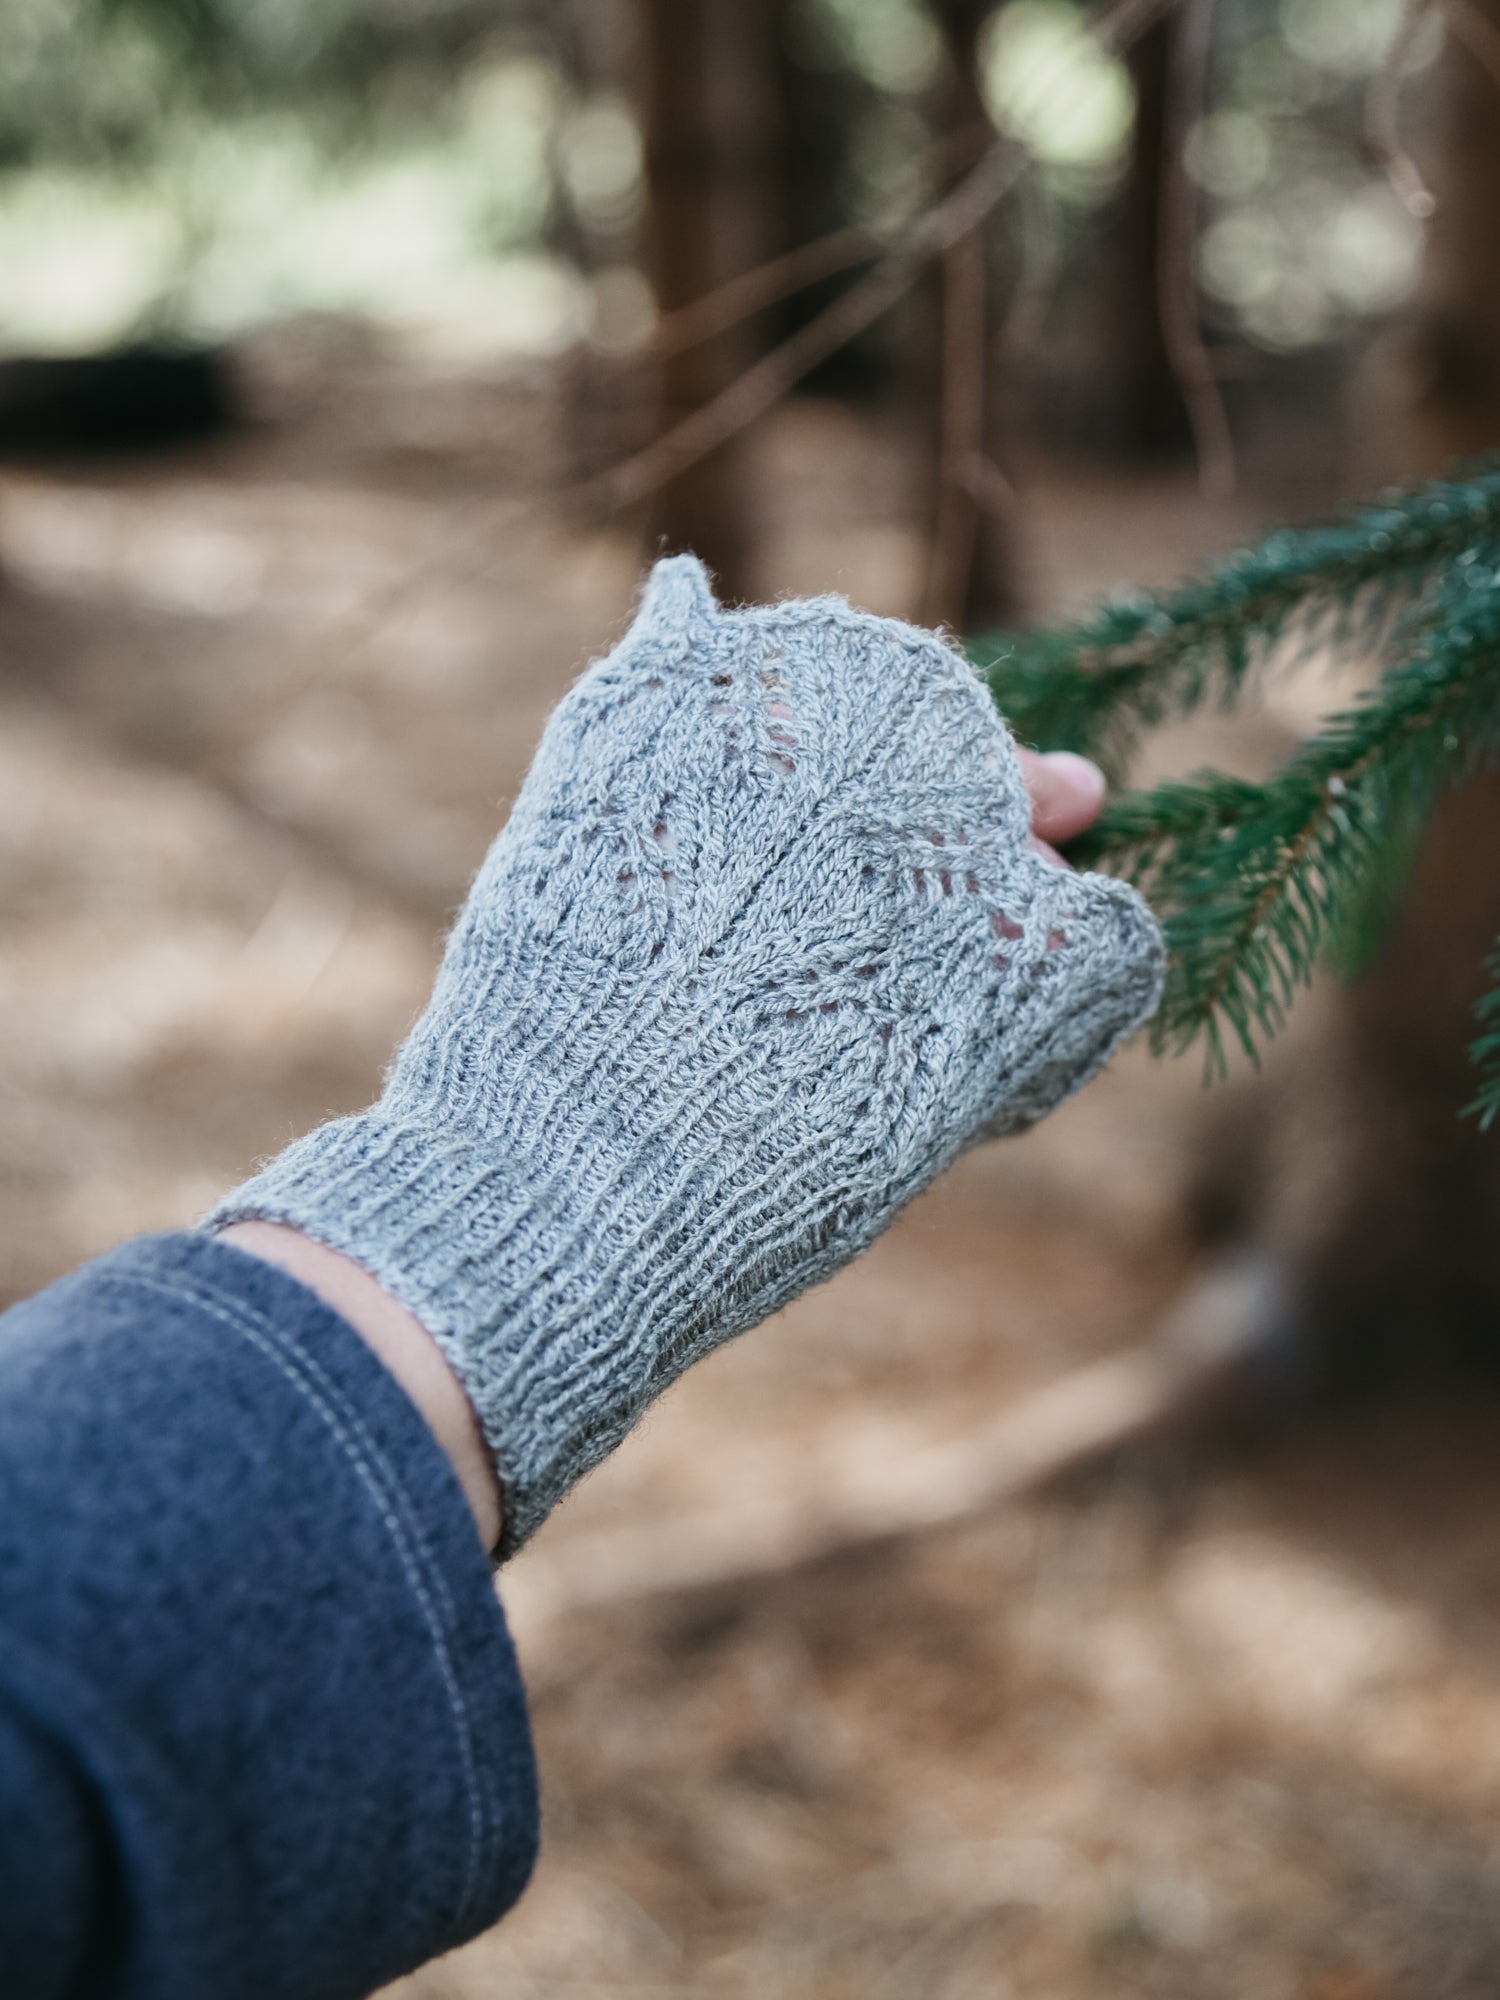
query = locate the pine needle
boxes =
[975,465,1500,1100]
[975,461,1500,774]
[1469,940,1500,1129]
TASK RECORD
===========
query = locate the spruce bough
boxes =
[974,463,1500,1119]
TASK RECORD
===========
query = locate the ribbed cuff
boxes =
[204,1112,654,1552]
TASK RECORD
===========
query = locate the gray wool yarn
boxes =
[207,556,1164,1552]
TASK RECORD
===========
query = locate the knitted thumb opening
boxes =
[638,553,719,635]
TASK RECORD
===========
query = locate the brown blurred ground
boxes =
[4,369,1500,1998]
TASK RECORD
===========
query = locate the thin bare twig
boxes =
[580,120,1001,389]
[311,150,1040,662]
[591,0,1177,513]
[505,1347,1182,1623]
[949,170,1067,542]
[581,0,1177,515]
[648,223,882,359]
[641,123,996,363]
[504,1253,1287,1630]
[309,0,1179,662]
[1366,0,1440,219]
[933,165,1066,561]
[583,136,1034,516]
[1156,0,1236,502]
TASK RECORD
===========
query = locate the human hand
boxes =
[209,558,1162,1552]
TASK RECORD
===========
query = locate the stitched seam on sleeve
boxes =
[117,1271,489,1928]
[119,1269,466,1625]
[113,1271,471,1635]
[116,1268,468,1637]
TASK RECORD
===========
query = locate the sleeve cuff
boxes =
[0,1230,538,1999]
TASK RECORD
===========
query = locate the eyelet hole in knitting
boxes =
[707,670,760,772]
[763,674,798,769]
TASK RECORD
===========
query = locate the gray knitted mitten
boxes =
[208,557,1164,1551]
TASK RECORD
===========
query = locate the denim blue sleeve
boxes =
[0,1231,539,2000]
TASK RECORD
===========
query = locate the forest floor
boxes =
[3,357,1499,1999]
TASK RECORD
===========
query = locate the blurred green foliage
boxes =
[0,0,1435,367]
[0,0,515,166]
[0,0,577,354]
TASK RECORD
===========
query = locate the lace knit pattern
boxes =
[207,556,1164,1552]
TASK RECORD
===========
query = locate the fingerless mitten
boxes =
[208,558,1164,1551]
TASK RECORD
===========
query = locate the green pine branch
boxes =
[974,461,1500,775]
[1471,942,1500,1130]
[976,464,1500,1098]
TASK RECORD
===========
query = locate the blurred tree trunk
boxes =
[771,15,879,395]
[1405,0,1500,458]
[1248,4,1500,1394]
[638,0,783,601]
[1107,13,1193,458]
[920,0,1023,632]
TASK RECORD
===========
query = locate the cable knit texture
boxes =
[207,557,1165,1552]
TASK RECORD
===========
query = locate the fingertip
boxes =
[1021,747,1107,845]
[1040,751,1106,811]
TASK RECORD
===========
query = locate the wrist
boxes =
[216,1221,503,1554]
[204,1107,661,1553]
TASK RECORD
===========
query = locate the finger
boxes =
[1030,832,1067,869]
[1017,748,1106,846]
